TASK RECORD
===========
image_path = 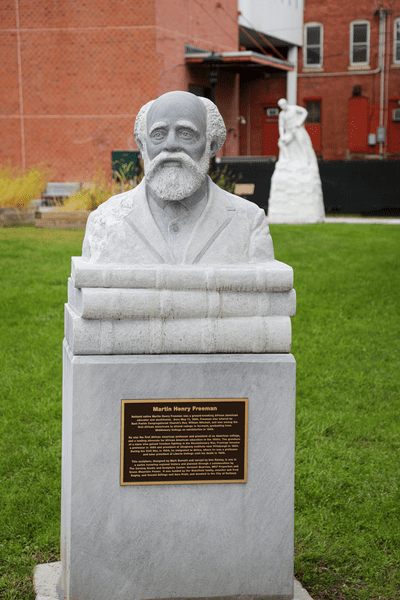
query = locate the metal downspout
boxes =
[379,8,387,155]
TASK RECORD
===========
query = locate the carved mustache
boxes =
[145,151,199,176]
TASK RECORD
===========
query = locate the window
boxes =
[394,18,400,64]
[350,21,370,66]
[188,85,211,99]
[304,23,323,68]
[305,101,321,124]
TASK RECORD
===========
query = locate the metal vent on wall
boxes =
[393,109,400,122]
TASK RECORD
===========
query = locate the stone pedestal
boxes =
[60,346,295,600]
[268,159,325,224]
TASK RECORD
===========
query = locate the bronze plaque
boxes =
[121,399,248,485]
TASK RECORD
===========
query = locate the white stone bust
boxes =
[82,91,274,265]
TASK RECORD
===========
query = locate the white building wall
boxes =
[238,0,304,47]
[287,46,298,103]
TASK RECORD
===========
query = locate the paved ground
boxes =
[324,216,400,224]
[34,562,313,600]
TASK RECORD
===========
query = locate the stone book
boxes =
[70,257,294,292]
[67,278,296,320]
[64,304,292,355]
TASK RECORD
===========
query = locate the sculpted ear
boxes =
[209,140,219,158]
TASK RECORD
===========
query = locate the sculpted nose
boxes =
[164,129,182,152]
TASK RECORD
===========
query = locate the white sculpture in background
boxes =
[276,99,316,165]
[268,98,325,224]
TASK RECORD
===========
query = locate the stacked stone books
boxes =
[65,257,296,355]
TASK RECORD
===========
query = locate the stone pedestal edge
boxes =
[34,563,313,600]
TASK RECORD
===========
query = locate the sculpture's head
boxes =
[134,91,226,201]
[278,98,288,111]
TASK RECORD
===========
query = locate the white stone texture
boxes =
[68,279,296,320]
[268,101,325,224]
[65,304,292,354]
[34,562,313,600]
[268,158,324,224]
[33,562,61,600]
[82,178,275,265]
[59,347,296,600]
[83,93,274,265]
[293,580,314,600]
[71,258,294,291]
[58,92,298,600]
[67,260,295,355]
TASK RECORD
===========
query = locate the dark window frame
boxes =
[305,101,321,124]
[350,20,370,66]
[394,18,400,64]
[304,22,323,68]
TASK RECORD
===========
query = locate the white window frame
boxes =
[394,18,400,64]
[350,20,370,67]
[304,22,323,68]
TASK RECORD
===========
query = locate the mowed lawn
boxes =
[0,225,399,600]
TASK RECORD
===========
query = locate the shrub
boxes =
[61,171,121,212]
[113,157,144,192]
[0,164,49,208]
[210,164,242,194]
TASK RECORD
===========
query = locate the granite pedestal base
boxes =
[60,341,296,600]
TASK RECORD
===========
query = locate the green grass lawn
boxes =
[0,225,399,600]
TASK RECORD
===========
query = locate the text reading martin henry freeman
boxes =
[153,405,218,412]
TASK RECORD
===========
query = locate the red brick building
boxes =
[4,0,397,180]
[1,0,298,182]
[1,0,239,180]
[298,0,400,160]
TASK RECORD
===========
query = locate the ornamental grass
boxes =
[0,165,49,208]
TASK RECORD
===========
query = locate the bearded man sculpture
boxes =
[60,91,296,600]
[82,91,274,265]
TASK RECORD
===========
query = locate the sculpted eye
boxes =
[179,129,195,140]
[151,130,166,141]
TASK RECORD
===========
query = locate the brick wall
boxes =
[1,0,239,181]
[298,0,400,160]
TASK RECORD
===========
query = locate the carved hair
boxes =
[134,95,226,154]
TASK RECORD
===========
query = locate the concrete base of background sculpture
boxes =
[59,347,295,600]
[267,158,325,224]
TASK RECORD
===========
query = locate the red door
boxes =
[262,106,279,156]
[348,97,368,153]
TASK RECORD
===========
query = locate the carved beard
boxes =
[143,145,211,202]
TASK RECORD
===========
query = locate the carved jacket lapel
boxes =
[183,177,236,264]
[124,181,175,264]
